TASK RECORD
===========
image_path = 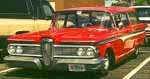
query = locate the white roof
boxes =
[131,6,150,8]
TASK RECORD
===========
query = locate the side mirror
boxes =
[118,22,124,28]
[81,23,92,27]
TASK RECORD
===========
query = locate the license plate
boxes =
[68,64,85,72]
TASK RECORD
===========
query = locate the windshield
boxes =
[53,11,113,29]
[136,8,150,17]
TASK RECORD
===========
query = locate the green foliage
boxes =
[136,0,143,3]
[112,2,130,7]
[112,0,150,6]
[135,0,144,5]
[135,0,150,5]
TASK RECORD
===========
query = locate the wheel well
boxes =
[106,48,116,64]
[106,48,114,54]
[15,31,30,34]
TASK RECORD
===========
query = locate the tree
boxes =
[112,0,150,6]
[112,1,130,7]
[135,0,150,5]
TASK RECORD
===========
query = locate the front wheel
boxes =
[98,53,109,76]
[96,52,114,76]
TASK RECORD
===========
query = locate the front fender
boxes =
[96,42,114,58]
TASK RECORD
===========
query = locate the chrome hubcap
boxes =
[104,54,109,70]
[135,48,139,55]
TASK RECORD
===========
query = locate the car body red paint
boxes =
[5,6,147,75]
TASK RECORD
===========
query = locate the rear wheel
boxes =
[132,46,140,58]
[144,37,150,46]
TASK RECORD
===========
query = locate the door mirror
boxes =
[118,21,124,28]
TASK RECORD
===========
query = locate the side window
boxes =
[128,12,138,24]
[56,14,65,28]
[66,14,76,27]
[114,13,129,28]
[55,13,76,28]
[0,0,31,18]
[91,12,113,28]
[41,1,53,19]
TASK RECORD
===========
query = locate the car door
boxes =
[114,13,134,60]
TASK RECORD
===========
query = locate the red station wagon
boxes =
[4,6,147,75]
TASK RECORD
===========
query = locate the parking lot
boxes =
[0,47,148,79]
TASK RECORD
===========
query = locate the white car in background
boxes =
[132,6,150,45]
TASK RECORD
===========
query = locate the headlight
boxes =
[8,46,16,54]
[77,48,85,56]
[16,46,23,54]
[77,47,95,56]
[86,48,94,56]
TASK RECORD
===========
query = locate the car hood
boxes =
[8,26,116,45]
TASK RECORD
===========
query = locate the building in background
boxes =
[105,0,118,6]
[49,0,104,11]
[49,1,55,11]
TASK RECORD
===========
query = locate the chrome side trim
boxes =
[97,30,145,45]
[8,39,34,42]
[61,40,96,43]
[9,54,42,57]
[54,45,96,49]
[97,37,117,45]
[8,44,40,46]
[119,31,145,42]
[54,56,95,58]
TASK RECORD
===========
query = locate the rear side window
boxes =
[128,12,138,24]
[114,13,129,28]
[0,0,31,18]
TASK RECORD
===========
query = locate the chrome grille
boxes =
[54,47,79,56]
[21,46,41,55]
[41,39,53,66]
[53,45,96,58]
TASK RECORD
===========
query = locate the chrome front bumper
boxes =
[56,58,105,64]
[4,56,106,72]
[53,58,106,72]
[4,56,42,70]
